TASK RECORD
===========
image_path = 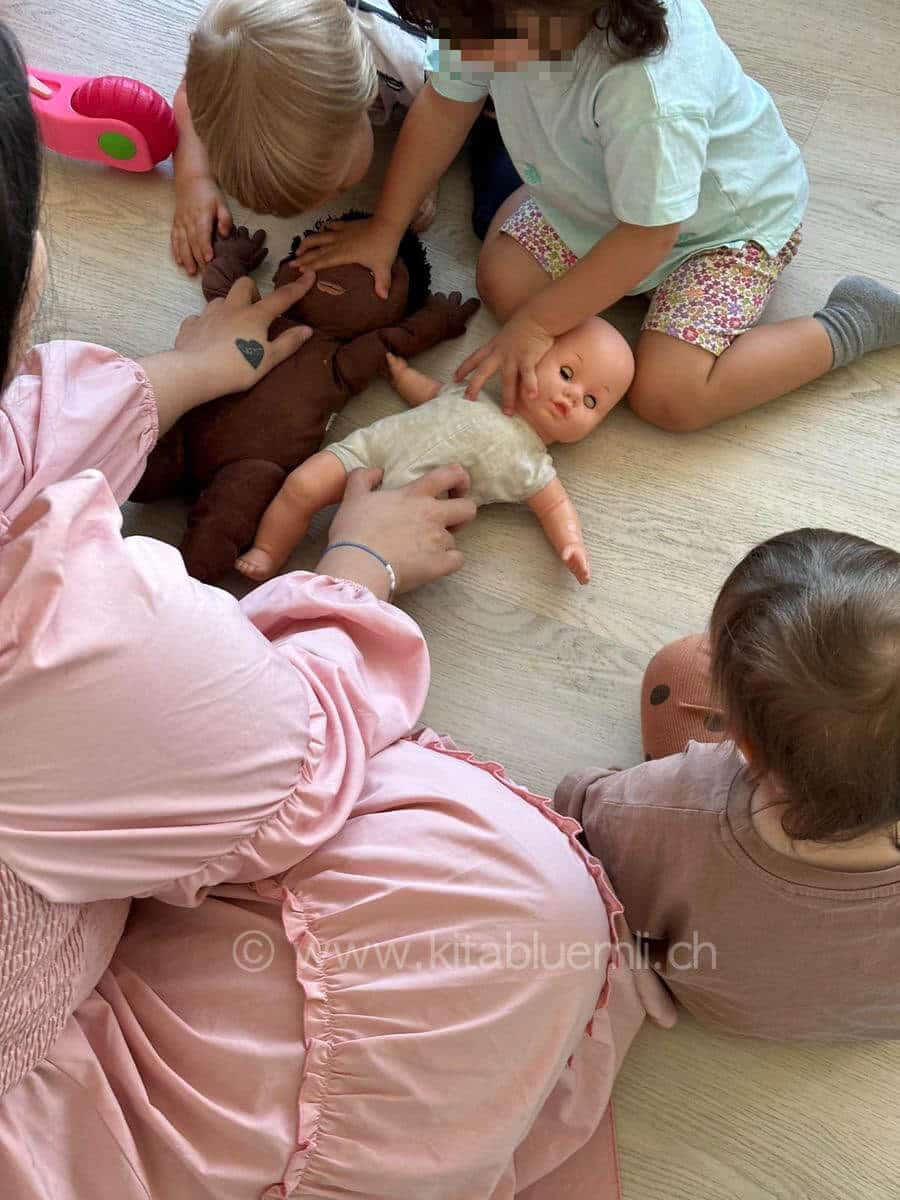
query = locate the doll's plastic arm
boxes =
[385,352,441,408]
[527,478,591,585]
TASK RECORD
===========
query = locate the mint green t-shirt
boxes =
[427,0,808,292]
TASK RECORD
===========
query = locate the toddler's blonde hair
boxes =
[186,0,377,215]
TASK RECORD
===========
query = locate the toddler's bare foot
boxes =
[235,546,280,581]
[410,187,439,234]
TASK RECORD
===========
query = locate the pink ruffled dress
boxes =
[0,343,671,1199]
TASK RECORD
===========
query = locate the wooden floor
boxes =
[12,0,900,1195]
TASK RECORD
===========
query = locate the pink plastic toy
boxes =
[28,69,178,171]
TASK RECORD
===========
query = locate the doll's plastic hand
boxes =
[174,272,315,399]
[455,311,554,413]
[561,543,591,585]
[292,215,402,301]
[423,292,482,339]
[212,226,269,273]
[326,465,477,594]
[172,174,234,276]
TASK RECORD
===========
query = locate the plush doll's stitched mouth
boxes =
[316,279,346,296]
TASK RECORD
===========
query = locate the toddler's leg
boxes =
[629,235,900,432]
[640,635,726,760]
[236,451,348,581]
[475,186,557,321]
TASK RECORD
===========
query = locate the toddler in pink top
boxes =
[558,528,900,1040]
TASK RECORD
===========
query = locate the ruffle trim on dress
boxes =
[410,729,625,1020]
[256,727,628,1198]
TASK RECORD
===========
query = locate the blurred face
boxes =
[519,317,635,445]
[456,8,594,67]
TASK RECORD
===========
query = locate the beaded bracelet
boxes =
[321,541,397,601]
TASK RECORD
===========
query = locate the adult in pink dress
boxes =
[0,27,671,1200]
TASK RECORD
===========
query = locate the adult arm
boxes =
[0,465,473,906]
[0,276,314,527]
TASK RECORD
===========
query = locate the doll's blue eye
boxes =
[584,395,597,409]
[560,366,573,381]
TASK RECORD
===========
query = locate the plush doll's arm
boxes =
[334,292,480,397]
[527,478,591,585]
[202,226,269,302]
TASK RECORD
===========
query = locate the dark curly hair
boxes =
[283,210,432,316]
[391,0,669,60]
[710,529,900,843]
[0,23,43,386]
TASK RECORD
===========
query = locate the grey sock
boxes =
[814,275,900,369]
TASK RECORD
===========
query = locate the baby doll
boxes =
[236,315,635,585]
[131,215,479,583]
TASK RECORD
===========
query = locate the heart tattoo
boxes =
[236,338,264,369]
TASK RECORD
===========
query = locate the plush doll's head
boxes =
[273,210,431,339]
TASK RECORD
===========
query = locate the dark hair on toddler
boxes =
[710,528,900,843]
[392,1,669,61]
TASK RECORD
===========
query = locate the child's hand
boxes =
[455,311,554,414]
[293,215,402,301]
[172,174,234,277]
[561,543,591,585]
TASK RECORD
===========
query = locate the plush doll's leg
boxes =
[640,635,727,760]
[130,427,186,502]
[180,459,287,584]
[385,352,440,408]
[236,451,349,582]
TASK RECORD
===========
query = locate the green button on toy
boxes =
[97,130,137,161]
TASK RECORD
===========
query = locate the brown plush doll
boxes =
[131,212,479,582]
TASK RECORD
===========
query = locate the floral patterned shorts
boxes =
[500,195,803,357]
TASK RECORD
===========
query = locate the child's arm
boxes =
[294,84,485,298]
[459,221,681,410]
[236,450,349,582]
[333,292,479,398]
[385,353,441,408]
[201,227,270,303]
[171,81,234,277]
[527,478,591,585]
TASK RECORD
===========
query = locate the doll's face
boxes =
[519,317,635,445]
[273,257,410,340]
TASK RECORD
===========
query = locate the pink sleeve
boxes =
[0,473,429,906]
[0,341,158,535]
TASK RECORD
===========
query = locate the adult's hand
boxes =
[319,465,476,598]
[142,272,316,435]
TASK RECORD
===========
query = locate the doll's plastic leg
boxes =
[181,459,287,584]
[236,451,349,581]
